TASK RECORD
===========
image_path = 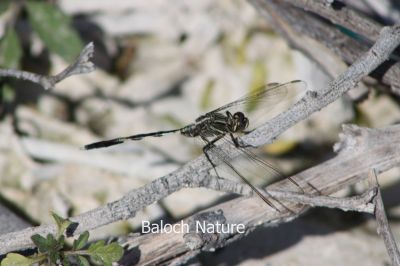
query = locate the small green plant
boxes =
[1,212,124,266]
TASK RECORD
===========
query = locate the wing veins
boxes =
[205,80,304,115]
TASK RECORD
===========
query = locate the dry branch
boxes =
[0,42,95,90]
[287,0,381,40]
[249,0,400,94]
[0,22,399,256]
[120,124,400,265]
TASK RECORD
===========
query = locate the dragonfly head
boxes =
[231,112,249,132]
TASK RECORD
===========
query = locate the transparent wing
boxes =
[237,146,303,193]
[206,80,306,115]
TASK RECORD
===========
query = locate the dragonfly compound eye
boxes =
[232,112,248,131]
[233,112,244,119]
[244,117,249,129]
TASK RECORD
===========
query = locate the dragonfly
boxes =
[84,80,306,211]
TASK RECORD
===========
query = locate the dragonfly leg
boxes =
[201,134,225,178]
[229,133,252,148]
[229,133,240,148]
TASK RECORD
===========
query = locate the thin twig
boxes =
[191,176,377,213]
[0,42,95,90]
[369,169,400,266]
[268,188,376,213]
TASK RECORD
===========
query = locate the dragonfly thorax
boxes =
[180,111,249,138]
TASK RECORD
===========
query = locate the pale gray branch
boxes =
[0,42,95,90]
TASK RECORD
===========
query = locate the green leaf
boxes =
[73,231,89,250]
[1,253,43,266]
[25,1,83,62]
[0,0,11,15]
[77,256,90,266]
[47,234,61,263]
[31,234,49,253]
[51,212,72,238]
[58,235,65,249]
[45,234,61,263]
[87,240,104,252]
[0,27,22,68]
[48,252,59,264]
[46,233,56,245]
[31,233,63,264]
[62,256,71,266]
[87,241,124,266]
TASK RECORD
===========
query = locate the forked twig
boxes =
[0,42,95,90]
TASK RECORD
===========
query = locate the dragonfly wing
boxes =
[237,146,303,192]
[205,80,306,115]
